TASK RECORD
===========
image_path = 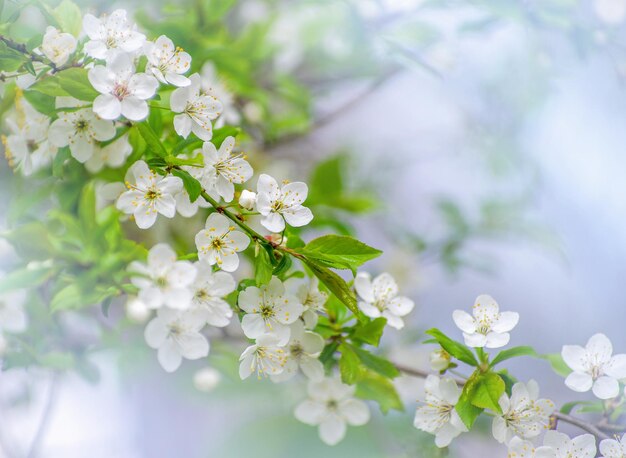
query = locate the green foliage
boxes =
[542,353,571,377]
[425,328,478,367]
[355,371,404,414]
[297,235,382,274]
[254,246,273,286]
[171,168,202,202]
[28,67,98,101]
[490,346,538,367]
[339,343,362,384]
[136,122,169,158]
[0,264,55,294]
[351,317,387,346]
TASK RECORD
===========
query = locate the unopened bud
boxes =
[239,190,257,211]
[430,348,451,372]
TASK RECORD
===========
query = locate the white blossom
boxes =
[354,272,414,329]
[562,333,626,399]
[82,9,146,59]
[295,376,370,446]
[238,189,257,211]
[239,276,304,345]
[41,26,76,67]
[507,437,539,458]
[286,276,327,329]
[125,297,151,324]
[430,349,451,372]
[200,62,240,127]
[194,213,250,272]
[84,134,132,173]
[170,73,222,140]
[89,53,158,121]
[0,290,28,335]
[145,35,191,87]
[193,367,221,392]
[271,321,324,382]
[129,243,197,310]
[536,431,596,458]
[190,261,235,327]
[492,380,554,444]
[144,307,208,373]
[452,294,519,349]
[197,137,253,202]
[49,97,116,163]
[116,160,183,229]
[600,433,626,458]
[256,174,313,232]
[413,374,467,448]
[239,333,287,379]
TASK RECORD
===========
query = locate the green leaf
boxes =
[171,168,202,202]
[351,317,387,346]
[355,371,404,413]
[52,146,71,177]
[136,122,168,158]
[0,42,26,72]
[56,68,98,101]
[351,345,400,379]
[39,351,75,370]
[300,257,360,318]
[339,343,363,384]
[425,328,478,367]
[23,90,56,115]
[542,353,571,377]
[0,265,54,294]
[470,372,505,413]
[52,0,82,36]
[28,74,68,97]
[254,247,273,286]
[298,235,382,273]
[490,346,538,367]
[455,372,484,428]
[211,126,240,147]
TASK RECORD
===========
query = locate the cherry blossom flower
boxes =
[286,276,328,329]
[41,26,76,67]
[507,437,538,458]
[129,243,197,310]
[354,272,414,329]
[536,431,596,458]
[430,349,451,372]
[145,35,191,87]
[492,380,554,444]
[238,189,257,210]
[125,297,151,324]
[256,174,313,232]
[82,9,146,59]
[190,262,235,327]
[562,333,626,399]
[84,134,132,173]
[144,307,208,372]
[2,98,56,175]
[194,213,250,272]
[193,367,221,392]
[413,374,467,447]
[295,376,370,446]
[200,62,240,128]
[198,136,253,202]
[271,321,324,382]
[170,73,222,140]
[49,97,116,163]
[452,294,519,348]
[116,160,183,229]
[239,333,287,379]
[239,276,304,345]
[89,53,158,121]
[600,433,626,458]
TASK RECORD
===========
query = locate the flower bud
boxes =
[238,189,257,210]
[125,297,151,324]
[193,367,221,392]
[430,348,451,372]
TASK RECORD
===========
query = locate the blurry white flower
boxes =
[430,349,451,372]
[562,333,626,399]
[492,380,554,444]
[0,334,6,356]
[95,180,126,211]
[89,53,158,121]
[239,276,303,345]
[256,174,313,232]
[145,35,191,87]
[414,375,467,448]
[125,297,151,323]
[116,160,183,229]
[295,376,370,446]
[286,276,327,329]
[85,134,132,173]
[2,99,56,175]
[82,9,146,59]
[170,73,222,140]
[198,137,253,202]
[194,213,250,272]
[144,307,208,373]
[0,290,28,334]
[238,190,257,211]
[242,101,263,124]
[537,431,596,458]
[193,367,221,392]
[190,262,235,327]
[600,433,626,458]
[239,333,287,379]
[49,97,116,163]
[271,321,324,382]
[200,62,240,127]
[129,243,197,310]
[593,0,626,25]
[355,272,414,329]
[41,26,76,67]
[507,437,538,458]
[452,294,518,348]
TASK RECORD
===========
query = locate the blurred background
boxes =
[2,0,626,456]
